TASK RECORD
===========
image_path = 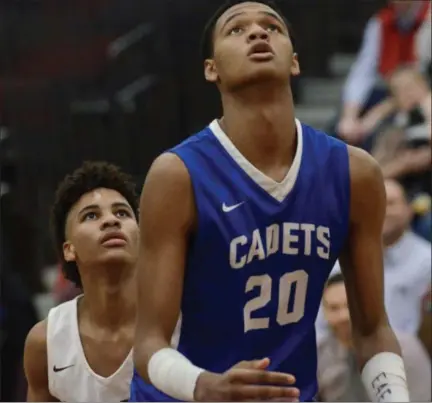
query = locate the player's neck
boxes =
[80,265,135,330]
[220,85,296,168]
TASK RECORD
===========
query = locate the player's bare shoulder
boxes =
[24,319,55,401]
[347,145,386,222]
[140,152,195,234]
[144,153,191,191]
[24,319,48,367]
[347,145,383,184]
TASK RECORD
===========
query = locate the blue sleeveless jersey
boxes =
[130,119,350,402]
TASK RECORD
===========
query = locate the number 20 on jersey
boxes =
[243,270,309,332]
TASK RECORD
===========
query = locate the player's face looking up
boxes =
[204,2,300,91]
[63,188,139,271]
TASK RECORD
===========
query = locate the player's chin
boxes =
[99,249,136,265]
[242,64,287,83]
[235,71,279,88]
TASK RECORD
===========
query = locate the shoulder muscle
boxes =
[24,320,56,401]
[139,152,195,242]
[24,320,48,378]
[348,145,386,228]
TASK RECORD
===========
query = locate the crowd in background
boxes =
[318,1,432,400]
[1,0,431,401]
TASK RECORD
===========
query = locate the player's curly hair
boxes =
[51,161,139,288]
[200,0,296,61]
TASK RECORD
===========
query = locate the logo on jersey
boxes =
[53,364,74,373]
[222,201,245,213]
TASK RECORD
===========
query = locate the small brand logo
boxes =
[53,364,74,373]
[222,202,245,213]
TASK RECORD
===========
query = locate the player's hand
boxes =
[231,358,272,370]
[194,358,300,402]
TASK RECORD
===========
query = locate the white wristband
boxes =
[361,352,410,402]
[148,347,205,401]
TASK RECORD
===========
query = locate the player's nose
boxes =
[247,24,269,42]
[100,214,121,230]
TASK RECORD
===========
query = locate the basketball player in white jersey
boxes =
[23,161,139,402]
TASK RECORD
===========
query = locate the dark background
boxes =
[0,0,386,293]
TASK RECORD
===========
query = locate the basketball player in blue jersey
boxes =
[130,1,411,401]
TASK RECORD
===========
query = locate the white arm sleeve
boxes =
[148,347,205,401]
[361,352,410,402]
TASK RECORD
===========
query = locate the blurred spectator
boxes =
[418,287,432,358]
[362,67,431,142]
[336,0,430,145]
[317,274,431,402]
[371,124,431,241]
[366,68,431,240]
[316,178,431,341]
[416,4,432,75]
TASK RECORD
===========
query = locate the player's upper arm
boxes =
[24,320,57,402]
[134,153,195,365]
[339,146,388,336]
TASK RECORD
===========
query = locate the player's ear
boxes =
[204,59,218,83]
[290,53,300,77]
[63,241,76,262]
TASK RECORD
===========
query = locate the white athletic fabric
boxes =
[46,296,133,402]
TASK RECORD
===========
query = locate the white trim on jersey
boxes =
[209,118,304,202]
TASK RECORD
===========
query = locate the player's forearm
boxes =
[353,322,402,369]
[134,335,205,401]
[149,348,206,401]
[133,334,171,383]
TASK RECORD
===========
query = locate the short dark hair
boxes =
[326,272,345,289]
[200,0,296,61]
[51,161,139,288]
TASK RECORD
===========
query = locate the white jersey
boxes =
[47,296,133,402]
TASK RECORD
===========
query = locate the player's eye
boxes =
[267,23,281,33]
[83,211,98,221]
[228,26,244,35]
[115,209,131,218]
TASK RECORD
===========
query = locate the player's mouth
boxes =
[100,231,128,247]
[247,41,274,61]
